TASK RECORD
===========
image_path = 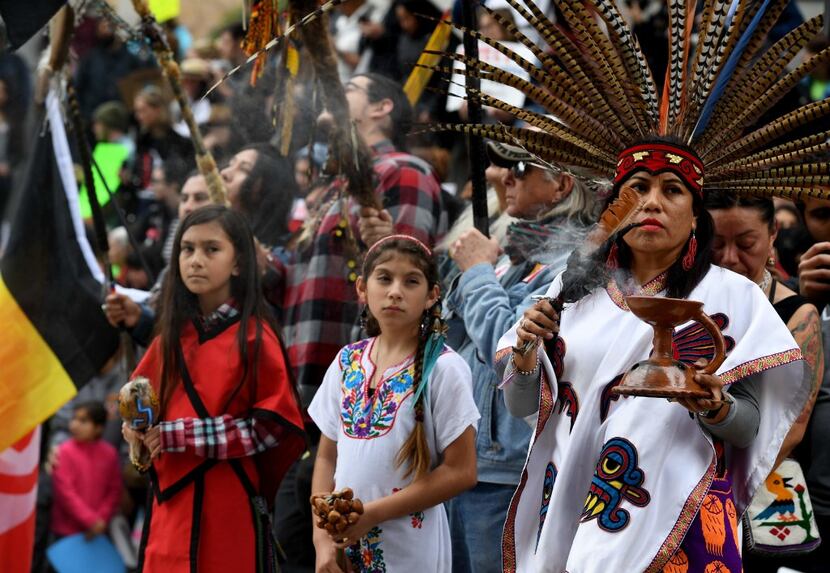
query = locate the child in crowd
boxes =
[50,401,121,539]
[309,235,479,572]
[124,205,305,572]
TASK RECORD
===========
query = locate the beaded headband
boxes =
[614,143,705,197]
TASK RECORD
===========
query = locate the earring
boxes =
[682,231,697,271]
[606,242,619,270]
[768,255,776,266]
[359,307,368,329]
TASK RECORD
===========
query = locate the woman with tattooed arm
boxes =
[706,192,823,464]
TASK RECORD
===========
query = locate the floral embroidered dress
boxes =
[308,337,480,572]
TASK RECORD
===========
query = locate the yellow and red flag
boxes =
[0,97,118,453]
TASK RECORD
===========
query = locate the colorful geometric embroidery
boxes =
[600,374,626,423]
[718,348,803,384]
[339,340,414,440]
[346,526,387,573]
[552,337,566,380]
[556,382,579,432]
[502,370,554,572]
[670,313,735,365]
[606,273,668,311]
[537,463,557,549]
[582,438,650,532]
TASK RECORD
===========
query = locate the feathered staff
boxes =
[130,0,228,205]
[288,0,379,209]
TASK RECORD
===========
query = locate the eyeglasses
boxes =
[509,161,534,179]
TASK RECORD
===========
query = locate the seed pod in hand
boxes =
[324,522,335,534]
[341,487,354,500]
[352,499,364,514]
[328,510,341,524]
[334,498,350,513]
[335,520,346,533]
[314,498,329,514]
[348,512,360,524]
[317,518,327,528]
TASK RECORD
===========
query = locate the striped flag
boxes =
[0,428,40,573]
[0,92,119,453]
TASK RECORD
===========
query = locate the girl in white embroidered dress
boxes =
[308,235,479,573]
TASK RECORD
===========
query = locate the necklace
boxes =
[756,269,772,293]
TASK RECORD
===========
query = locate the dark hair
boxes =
[158,205,276,416]
[394,0,442,37]
[608,136,712,299]
[234,143,298,246]
[161,156,190,190]
[74,400,107,427]
[361,237,441,480]
[354,73,413,151]
[704,191,775,231]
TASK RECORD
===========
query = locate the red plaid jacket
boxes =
[271,140,445,406]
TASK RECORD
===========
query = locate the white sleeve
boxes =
[427,350,481,454]
[307,356,344,442]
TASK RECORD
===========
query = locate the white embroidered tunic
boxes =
[497,266,809,573]
[308,337,480,572]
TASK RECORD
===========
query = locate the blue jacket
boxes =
[445,259,557,484]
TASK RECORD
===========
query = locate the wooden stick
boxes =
[289,0,379,209]
[131,0,228,205]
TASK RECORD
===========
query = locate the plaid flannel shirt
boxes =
[157,300,288,459]
[274,140,445,406]
[158,415,284,459]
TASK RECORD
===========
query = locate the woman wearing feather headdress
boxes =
[422,0,830,570]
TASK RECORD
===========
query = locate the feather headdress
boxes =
[424,0,830,200]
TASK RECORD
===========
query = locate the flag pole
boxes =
[66,82,138,371]
[460,0,489,237]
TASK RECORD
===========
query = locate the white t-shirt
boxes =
[309,337,480,572]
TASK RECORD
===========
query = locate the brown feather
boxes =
[583,186,643,251]
[704,98,830,165]
[700,45,830,156]
[710,132,830,174]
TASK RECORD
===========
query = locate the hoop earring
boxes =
[606,242,619,270]
[682,231,697,271]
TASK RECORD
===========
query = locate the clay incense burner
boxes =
[612,296,726,399]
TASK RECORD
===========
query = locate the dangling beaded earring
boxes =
[419,311,431,339]
[682,231,697,271]
[606,242,620,270]
[359,306,369,329]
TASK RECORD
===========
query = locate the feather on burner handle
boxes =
[118,376,160,472]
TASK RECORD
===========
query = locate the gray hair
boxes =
[536,169,598,225]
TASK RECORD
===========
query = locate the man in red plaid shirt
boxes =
[267,73,446,408]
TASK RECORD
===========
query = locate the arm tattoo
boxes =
[790,307,823,422]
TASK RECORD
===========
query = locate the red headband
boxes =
[614,143,704,197]
[365,234,433,260]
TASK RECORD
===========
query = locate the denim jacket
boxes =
[445,259,558,484]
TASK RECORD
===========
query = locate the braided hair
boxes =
[361,236,444,481]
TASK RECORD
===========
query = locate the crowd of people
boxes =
[3,1,828,572]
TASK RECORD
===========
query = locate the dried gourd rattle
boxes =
[310,488,364,567]
[118,376,160,471]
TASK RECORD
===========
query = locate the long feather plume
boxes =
[692,0,775,139]
[588,0,659,126]
[661,0,691,131]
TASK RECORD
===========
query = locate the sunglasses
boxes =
[509,161,535,179]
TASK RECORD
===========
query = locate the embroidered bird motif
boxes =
[700,493,726,556]
[754,472,797,522]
